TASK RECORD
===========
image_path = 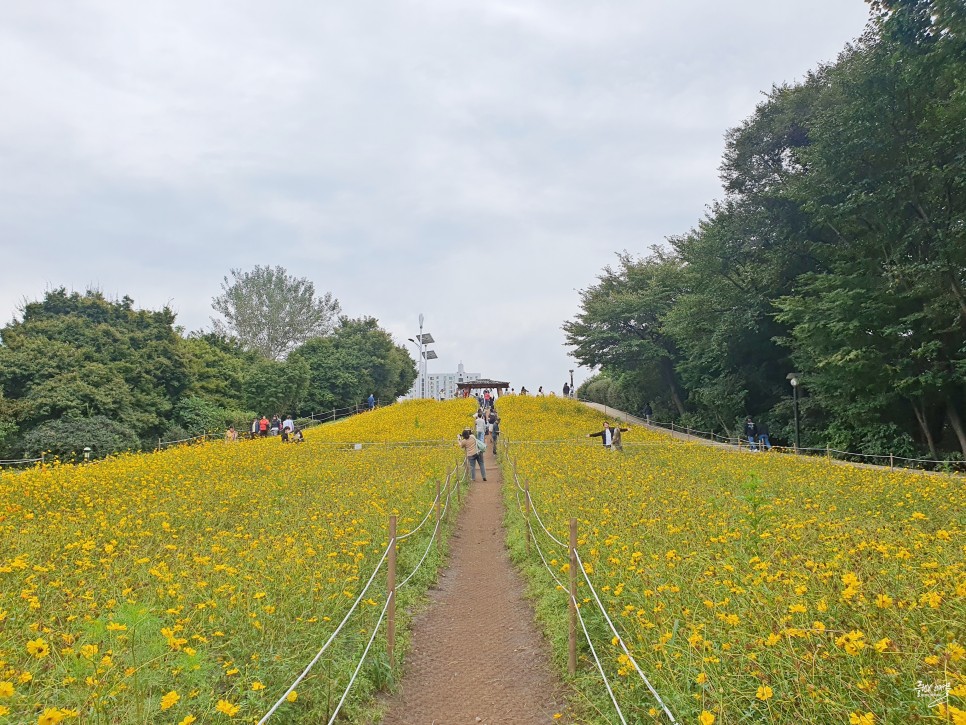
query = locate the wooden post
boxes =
[387,515,397,668]
[568,517,577,676]
[826,444,830,460]
[889,453,894,471]
[685,425,690,438]
[443,472,451,520]
[435,479,442,553]
[525,479,531,555]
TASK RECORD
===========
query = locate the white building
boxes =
[405,361,480,400]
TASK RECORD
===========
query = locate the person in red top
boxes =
[259,416,270,437]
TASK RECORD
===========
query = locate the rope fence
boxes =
[258,460,464,724]
[504,442,679,724]
[0,455,45,467]
[582,400,965,475]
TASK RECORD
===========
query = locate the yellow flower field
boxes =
[499,395,966,723]
[0,399,474,724]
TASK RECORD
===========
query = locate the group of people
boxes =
[744,417,771,451]
[241,414,304,443]
[459,405,501,481]
[587,421,629,451]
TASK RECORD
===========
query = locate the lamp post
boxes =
[787,373,801,452]
[407,314,435,399]
[83,446,92,463]
[569,369,574,397]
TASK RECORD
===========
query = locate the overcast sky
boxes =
[0,1,871,394]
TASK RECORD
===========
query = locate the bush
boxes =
[15,415,141,460]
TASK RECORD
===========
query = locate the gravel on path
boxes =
[376,441,570,724]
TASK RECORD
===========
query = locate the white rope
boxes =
[258,542,392,724]
[573,592,627,725]
[514,484,567,591]
[398,480,453,589]
[528,496,567,549]
[0,457,44,466]
[575,551,678,723]
[397,484,442,541]
[326,593,394,725]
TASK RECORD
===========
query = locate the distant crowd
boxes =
[223,414,304,443]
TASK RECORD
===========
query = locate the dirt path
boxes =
[376,443,570,724]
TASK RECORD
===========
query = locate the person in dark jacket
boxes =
[744,417,758,451]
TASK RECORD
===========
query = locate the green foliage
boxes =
[211,265,341,360]
[0,289,188,456]
[16,414,141,460]
[565,1,966,457]
[290,317,417,414]
[243,357,310,415]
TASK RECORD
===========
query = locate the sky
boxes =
[0,1,872,394]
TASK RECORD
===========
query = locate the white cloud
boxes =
[0,0,871,390]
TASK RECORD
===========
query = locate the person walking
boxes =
[642,403,653,424]
[744,417,759,451]
[250,417,259,440]
[756,421,772,451]
[459,428,486,481]
[488,409,500,451]
[474,412,487,444]
[588,422,628,450]
[368,393,376,411]
[258,415,270,437]
[563,381,570,397]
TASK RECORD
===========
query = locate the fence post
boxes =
[157,437,161,452]
[525,479,531,556]
[435,479,442,554]
[443,473,451,521]
[685,425,690,438]
[387,515,397,668]
[889,453,894,471]
[670,421,675,433]
[568,517,577,676]
[826,444,830,460]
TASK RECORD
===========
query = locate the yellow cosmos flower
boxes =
[215,700,240,717]
[0,682,13,698]
[699,711,715,725]
[178,716,197,725]
[756,685,774,701]
[849,713,875,725]
[252,681,266,690]
[286,691,298,702]
[160,690,180,710]
[26,638,50,658]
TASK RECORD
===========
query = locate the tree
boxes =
[291,317,417,413]
[243,357,310,415]
[0,289,188,456]
[211,266,341,360]
[563,251,688,416]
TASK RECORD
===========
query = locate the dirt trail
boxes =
[376,442,569,724]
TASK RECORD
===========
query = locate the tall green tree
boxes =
[0,289,188,456]
[563,251,688,417]
[211,266,341,360]
[291,317,417,413]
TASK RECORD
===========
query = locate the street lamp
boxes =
[569,369,574,397]
[407,314,435,399]
[787,373,801,452]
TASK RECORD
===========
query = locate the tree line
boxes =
[565,0,966,459]
[0,267,417,459]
